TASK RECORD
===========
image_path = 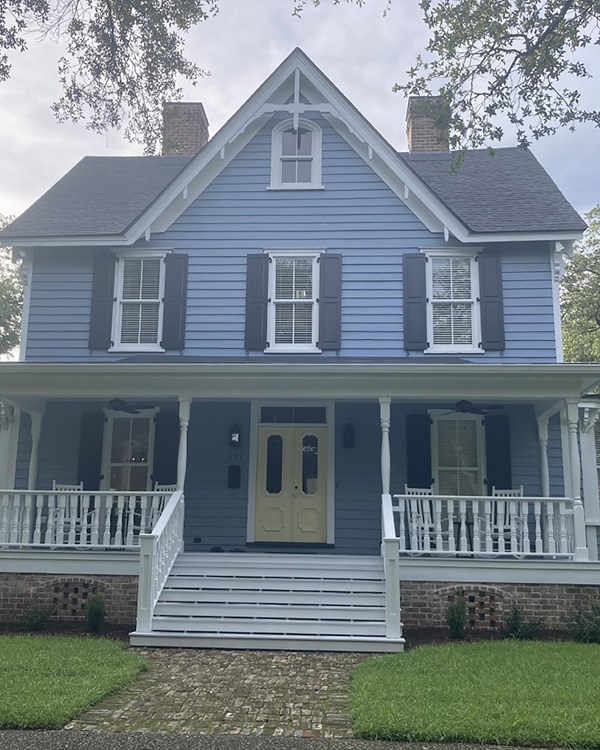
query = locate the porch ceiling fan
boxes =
[106,398,143,414]
[443,399,503,416]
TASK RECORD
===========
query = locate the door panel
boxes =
[255,425,327,543]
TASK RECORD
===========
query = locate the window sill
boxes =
[266,185,325,191]
[265,346,322,354]
[108,345,165,353]
[424,347,485,355]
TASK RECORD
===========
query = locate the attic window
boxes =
[269,120,323,190]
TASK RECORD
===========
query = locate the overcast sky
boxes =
[1,0,598,220]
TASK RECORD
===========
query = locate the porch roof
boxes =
[1,361,600,412]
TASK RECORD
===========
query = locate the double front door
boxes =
[255,425,327,543]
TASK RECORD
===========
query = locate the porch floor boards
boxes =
[130,552,404,652]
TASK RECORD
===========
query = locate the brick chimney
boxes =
[406,96,449,152]
[162,102,209,156]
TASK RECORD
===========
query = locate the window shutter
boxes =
[245,254,269,351]
[160,254,188,351]
[152,411,180,486]
[89,253,116,350]
[406,413,432,488]
[479,253,505,350]
[77,412,105,490]
[318,253,342,350]
[403,254,428,350]
[485,414,512,492]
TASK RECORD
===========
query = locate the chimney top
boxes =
[162,102,209,157]
[406,96,449,153]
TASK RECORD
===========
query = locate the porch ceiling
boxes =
[1,362,600,411]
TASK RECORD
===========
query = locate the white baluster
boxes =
[509,500,518,554]
[559,503,568,554]
[125,496,135,546]
[68,495,77,545]
[447,500,456,552]
[497,500,506,554]
[485,500,493,553]
[472,500,480,553]
[546,503,556,555]
[534,501,543,553]
[0,493,8,543]
[138,496,149,538]
[114,494,125,546]
[422,499,431,552]
[102,496,112,545]
[459,500,468,552]
[32,493,42,544]
[56,493,66,545]
[91,497,101,546]
[398,499,406,552]
[22,494,33,544]
[521,501,530,553]
[79,494,90,545]
[435,498,444,551]
[409,498,419,551]
[44,494,55,545]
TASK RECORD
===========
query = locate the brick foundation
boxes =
[0,573,138,626]
[401,581,600,630]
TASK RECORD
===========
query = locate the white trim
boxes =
[560,408,572,499]
[269,118,323,190]
[551,245,564,362]
[100,408,158,491]
[429,409,487,495]
[0,549,139,575]
[424,250,482,354]
[18,251,32,361]
[109,250,167,353]
[246,399,335,545]
[266,251,321,353]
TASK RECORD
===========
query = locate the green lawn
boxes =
[351,640,600,747]
[0,635,147,728]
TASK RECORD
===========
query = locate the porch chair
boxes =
[404,485,437,553]
[51,481,84,544]
[488,485,525,554]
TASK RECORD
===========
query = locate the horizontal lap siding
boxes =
[24,117,558,363]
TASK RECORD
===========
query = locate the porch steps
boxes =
[130,552,404,652]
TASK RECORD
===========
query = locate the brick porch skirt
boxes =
[0,573,138,626]
[401,581,600,630]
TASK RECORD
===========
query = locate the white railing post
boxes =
[381,493,402,641]
[379,398,391,496]
[136,535,155,633]
[566,400,589,561]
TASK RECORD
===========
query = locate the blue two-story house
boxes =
[1,49,600,651]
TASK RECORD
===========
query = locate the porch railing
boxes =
[0,490,172,549]
[381,493,402,639]
[391,494,583,559]
[136,489,185,633]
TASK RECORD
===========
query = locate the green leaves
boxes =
[0,215,22,357]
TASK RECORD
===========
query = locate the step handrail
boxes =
[381,493,402,640]
[136,490,185,633]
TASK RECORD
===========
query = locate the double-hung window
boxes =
[425,250,480,353]
[430,411,486,496]
[267,252,320,352]
[111,252,166,351]
[269,120,323,189]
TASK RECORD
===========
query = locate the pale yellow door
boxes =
[255,425,327,543]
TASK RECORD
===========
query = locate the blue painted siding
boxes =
[24,116,557,362]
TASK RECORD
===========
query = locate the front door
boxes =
[255,425,327,543]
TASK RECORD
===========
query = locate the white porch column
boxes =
[379,397,391,495]
[27,410,44,490]
[537,415,550,498]
[176,397,192,492]
[566,399,588,561]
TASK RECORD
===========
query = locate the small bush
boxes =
[86,593,105,633]
[446,595,467,639]
[21,606,54,632]
[570,601,600,643]
[501,605,543,640]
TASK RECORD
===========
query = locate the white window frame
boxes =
[109,250,167,352]
[268,119,323,190]
[429,409,487,496]
[422,247,482,355]
[265,248,322,354]
[100,408,158,491]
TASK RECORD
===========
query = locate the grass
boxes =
[0,635,147,728]
[351,640,600,747]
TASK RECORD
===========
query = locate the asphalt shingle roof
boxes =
[1,155,192,239]
[400,147,586,233]
[0,147,585,240]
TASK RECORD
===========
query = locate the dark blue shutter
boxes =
[77,412,105,490]
[152,411,180,486]
[160,254,188,351]
[403,254,428,351]
[479,253,505,351]
[89,253,116,350]
[406,413,432,488]
[485,414,512,492]
[318,253,342,350]
[245,254,269,351]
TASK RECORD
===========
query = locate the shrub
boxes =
[570,601,600,643]
[501,605,543,640]
[20,605,54,632]
[86,593,105,633]
[446,595,467,639]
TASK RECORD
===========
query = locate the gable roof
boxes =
[402,149,586,234]
[0,48,586,246]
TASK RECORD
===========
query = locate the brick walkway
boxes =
[66,649,368,736]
